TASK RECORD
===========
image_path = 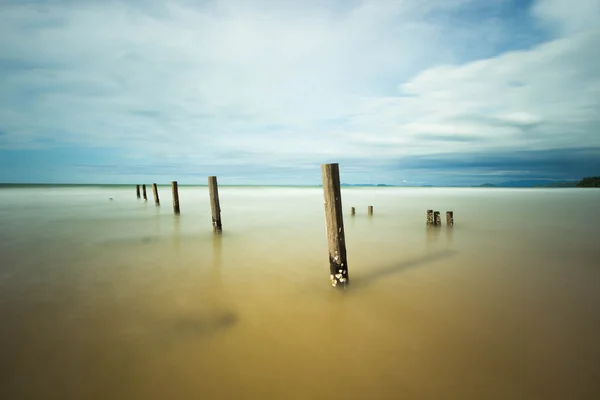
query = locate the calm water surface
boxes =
[1,186,599,399]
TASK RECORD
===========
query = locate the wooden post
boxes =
[321,163,349,288]
[368,205,373,215]
[434,211,441,226]
[172,181,180,215]
[208,176,222,232]
[446,211,454,226]
[142,184,147,201]
[426,209,434,226]
[152,183,160,206]
[350,207,355,216]
[136,185,140,199]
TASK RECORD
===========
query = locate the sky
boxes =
[0,0,599,186]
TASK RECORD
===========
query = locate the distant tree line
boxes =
[576,176,600,187]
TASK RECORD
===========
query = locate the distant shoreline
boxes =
[0,183,588,189]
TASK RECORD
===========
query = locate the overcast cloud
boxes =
[0,0,598,185]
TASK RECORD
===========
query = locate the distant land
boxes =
[576,176,600,187]
[1,178,596,188]
[340,180,583,188]
[340,183,393,187]
[475,180,579,188]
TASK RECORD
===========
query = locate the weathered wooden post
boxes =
[152,183,160,206]
[136,185,140,199]
[350,207,355,216]
[446,211,454,226]
[434,211,441,226]
[172,181,180,215]
[208,176,222,232]
[427,209,434,226]
[142,184,147,201]
[321,163,349,288]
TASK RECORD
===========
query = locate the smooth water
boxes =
[1,186,599,399]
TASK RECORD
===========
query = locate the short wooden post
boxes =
[152,183,160,206]
[426,209,434,226]
[142,184,147,201]
[368,205,373,215]
[321,163,349,288]
[350,207,355,216]
[208,176,222,232]
[446,211,454,226]
[172,181,180,215]
[434,211,441,226]
[136,185,140,199]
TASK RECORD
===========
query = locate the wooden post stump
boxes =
[434,211,441,226]
[172,181,180,215]
[136,185,140,199]
[152,183,160,206]
[208,176,222,232]
[426,210,434,226]
[350,207,355,216]
[368,205,373,215]
[142,184,147,201]
[446,211,454,226]
[321,163,349,288]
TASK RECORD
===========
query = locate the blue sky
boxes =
[0,0,599,185]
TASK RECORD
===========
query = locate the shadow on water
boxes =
[169,311,238,338]
[351,249,457,290]
[151,233,236,344]
[100,234,161,246]
[142,311,239,346]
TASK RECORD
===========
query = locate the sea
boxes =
[1,185,599,399]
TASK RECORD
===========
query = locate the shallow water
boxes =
[1,186,599,399]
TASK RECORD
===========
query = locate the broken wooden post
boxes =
[172,181,180,215]
[368,205,373,215]
[321,163,349,288]
[427,209,434,226]
[136,185,140,199]
[152,183,160,206]
[446,211,454,226]
[434,211,441,226]
[350,207,355,216]
[208,176,222,232]
[142,184,147,201]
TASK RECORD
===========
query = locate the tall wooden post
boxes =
[368,205,373,215]
[350,207,355,216]
[321,163,349,288]
[172,181,180,215]
[136,185,140,199]
[208,176,222,232]
[434,211,441,226]
[142,184,147,201]
[426,210,434,226]
[446,211,454,226]
[152,183,160,206]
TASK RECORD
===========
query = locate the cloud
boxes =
[532,0,600,34]
[0,0,599,184]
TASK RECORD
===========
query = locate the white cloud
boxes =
[0,0,598,178]
[354,27,600,154]
[532,0,600,35]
